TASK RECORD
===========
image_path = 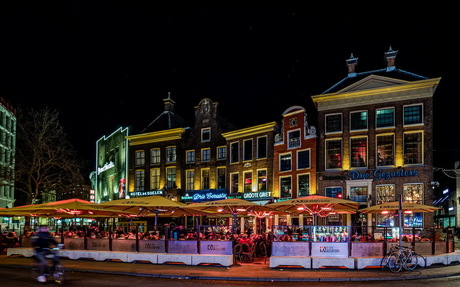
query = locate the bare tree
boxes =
[14,106,86,205]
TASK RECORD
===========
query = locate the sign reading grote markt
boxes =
[95,127,129,202]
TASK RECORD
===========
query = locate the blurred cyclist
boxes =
[31,225,61,283]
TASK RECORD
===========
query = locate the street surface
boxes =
[2,267,460,287]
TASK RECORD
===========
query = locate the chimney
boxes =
[385,46,398,71]
[346,53,358,77]
[163,92,175,112]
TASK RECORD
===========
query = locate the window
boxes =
[244,171,252,192]
[257,136,267,158]
[166,167,176,188]
[217,146,226,160]
[243,139,253,161]
[376,185,395,204]
[201,127,211,142]
[186,150,195,163]
[404,104,423,125]
[349,186,368,203]
[257,170,267,191]
[280,176,292,198]
[135,150,145,166]
[279,153,291,171]
[230,173,239,193]
[377,135,394,166]
[350,111,367,130]
[151,148,160,164]
[403,183,423,204]
[166,146,176,163]
[287,129,301,149]
[376,108,394,128]
[289,117,297,127]
[150,168,160,190]
[326,139,342,169]
[201,169,210,190]
[325,187,342,199]
[201,148,210,162]
[217,167,226,189]
[298,174,310,197]
[325,114,342,133]
[297,149,310,169]
[135,170,145,191]
[404,132,423,165]
[230,142,239,163]
[403,183,424,228]
[350,137,367,168]
[186,170,194,191]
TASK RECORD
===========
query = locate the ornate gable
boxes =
[338,74,408,93]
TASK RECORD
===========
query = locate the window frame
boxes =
[325,113,343,134]
[243,139,253,161]
[201,127,211,142]
[150,148,160,165]
[201,147,211,162]
[150,168,160,190]
[217,146,227,160]
[279,152,292,172]
[403,131,423,165]
[186,150,195,163]
[135,169,145,191]
[257,169,267,191]
[350,136,368,168]
[230,142,239,163]
[403,103,423,126]
[135,150,145,166]
[230,172,239,193]
[201,168,210,190]
[257,136,267,159]
[287,129,301,149]
[325,139,342,169]
[376,107,395,129]
[243,170,253,192]
[297,149,311,170]
[376,134,395,166]
[166,146,176,163]
[186,169,194,191]
[297,173,310,197]
[350,110,368,131]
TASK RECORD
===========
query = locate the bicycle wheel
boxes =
[53,265,65,285]
[388,253,402,273]
[403,252,418,271]
[412,253,426,271]
[380,253,392,270]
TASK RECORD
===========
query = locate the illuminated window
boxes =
[298,174,310,197]
[377,135,394,166]
[201,169,210,190]
[280,176,292,198]
[349,186,368,203]
[243,139,253,161]
[350,137,367,168]
[186,150,195,163]
[243,171,253,192]
[279,153,291,172]
[186,170,194,191]
[230,142,239,163]
[287,129,301,149]
[217,167,226,189]
[201,127,211,142]
[403,183,423,204]
[376,185,395,204]
[166,167,176,188]
[350,111,367,130]
[217,146,226,160]
[404,132,423,165]
[230,173,239,193]
[404,104,423,125]
[135,170,144,191]
[150,168,160,190]
[201,148,210,162]
[257,136,267,159]
[325,187,342,198]
[150,148,160,164]
[166,146,176,163]
[376,108,394,128]
[135,150,145,166]
[297,149,310,169]
[257,169,267,191]
[325,139,342,169]
[325,113,342,133]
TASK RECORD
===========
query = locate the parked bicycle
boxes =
[380,245,426,272]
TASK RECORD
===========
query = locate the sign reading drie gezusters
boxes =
[348,168,418,180]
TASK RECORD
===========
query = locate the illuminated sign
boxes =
[130,190,163,197]
[243,191,272,200]
[348,168,418,180]
[181,189,227,202]
[97,161,115,175]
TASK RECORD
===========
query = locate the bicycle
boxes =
[381,245,426,272]
[31,244,65,285]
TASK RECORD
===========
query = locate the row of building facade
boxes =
[93,48,441,229]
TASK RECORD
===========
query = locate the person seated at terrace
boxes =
[237,234,253,247]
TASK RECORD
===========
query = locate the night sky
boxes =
[1,2,457,177]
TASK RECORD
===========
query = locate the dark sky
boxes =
[1,2,457,177]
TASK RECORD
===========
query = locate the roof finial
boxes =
[385,46,398,71]
[346,53,358,77]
